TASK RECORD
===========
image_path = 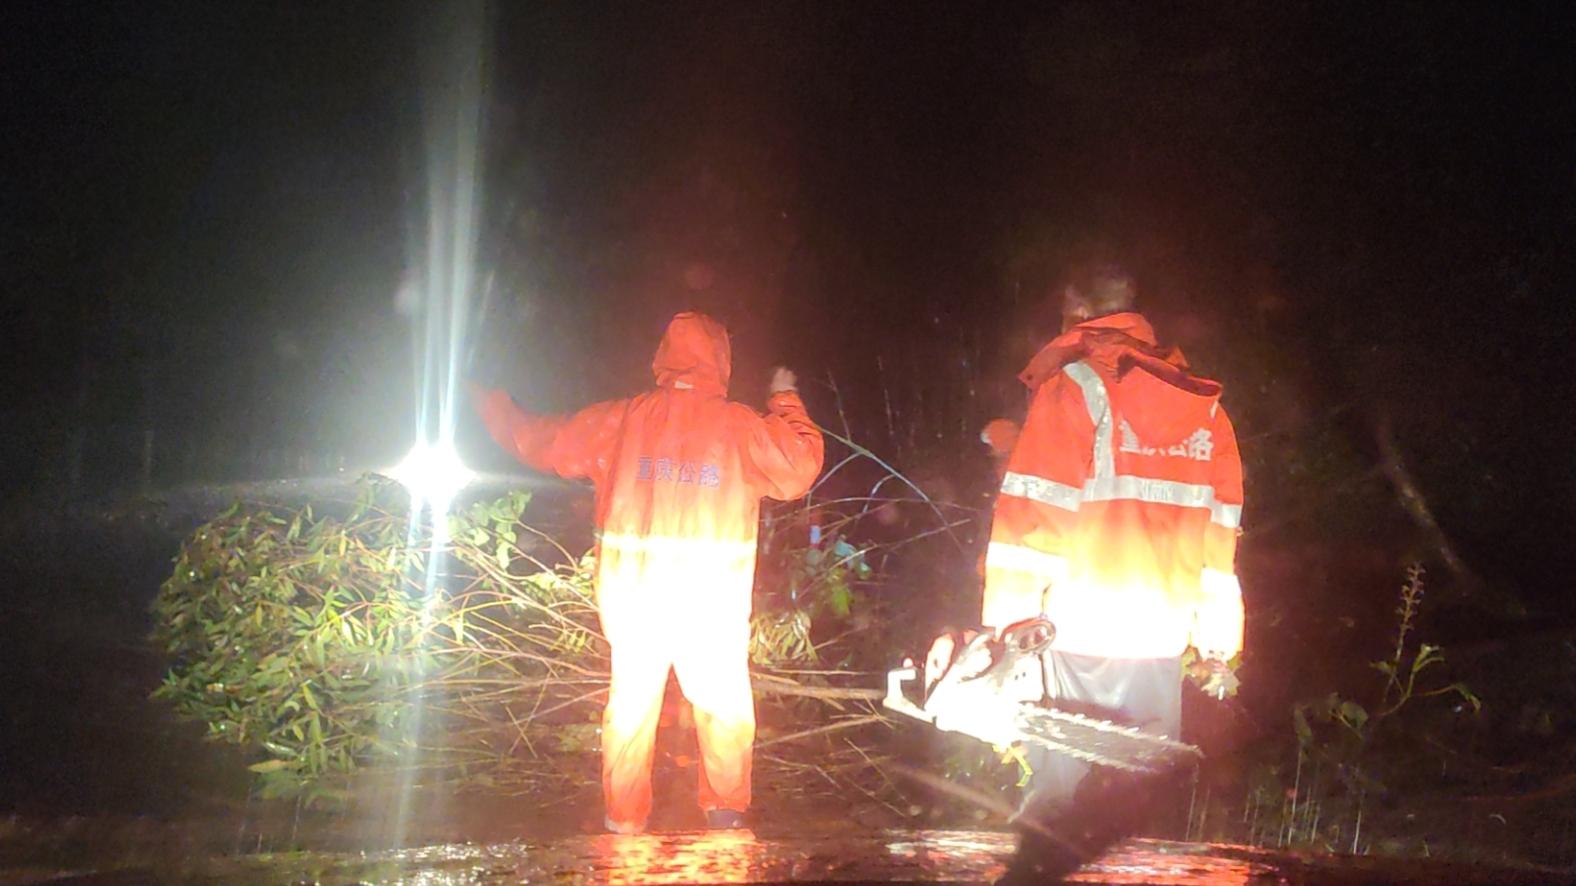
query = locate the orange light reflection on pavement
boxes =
[595,830,762,885]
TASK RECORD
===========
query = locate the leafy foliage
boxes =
[151,477,894,806]
[1238,564,1482,851]
[151,479,606,803]
[750,526,872,666]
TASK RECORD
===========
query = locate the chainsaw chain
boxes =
[1013,706,1201,773]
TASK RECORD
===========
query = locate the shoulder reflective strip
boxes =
[1000,471,1082,512]
[598,532,759,559]
[1063,361,1114,480]
[1080,475,1243,529]
[986,541,1069,579]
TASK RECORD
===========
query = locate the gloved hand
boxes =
[1188,651,1241,700]
[924,628,980,694]
[980,418,1021,458]
[769,366,798,394]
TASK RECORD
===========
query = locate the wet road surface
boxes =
[24,830,1571,885]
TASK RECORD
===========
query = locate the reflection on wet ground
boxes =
[182,831,1574,885]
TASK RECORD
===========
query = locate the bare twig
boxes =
[751,673,885,701]
[886,762,1080,850]
[755,714,889,749]
[821,425,966,551]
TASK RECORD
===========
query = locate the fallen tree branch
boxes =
[751,674,885,701]
[1377,415,1525,618]
[1462,771,1576,806]
[756,714,889,749]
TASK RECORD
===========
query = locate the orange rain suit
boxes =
[982,312,1244,661]
[474,313,824,831]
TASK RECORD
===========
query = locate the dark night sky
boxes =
[3,3,1574,615]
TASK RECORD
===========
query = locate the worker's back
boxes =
[985,312,1243,660]
[1057,337,1239,656]
[475,312,823,643]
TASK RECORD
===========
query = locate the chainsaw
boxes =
[883,617,1201,773]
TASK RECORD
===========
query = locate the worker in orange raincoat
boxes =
[472,312,824,833]
[968,262,1245,816]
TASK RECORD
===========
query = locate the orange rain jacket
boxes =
[474,312,824,827]
[982,312,1244,660]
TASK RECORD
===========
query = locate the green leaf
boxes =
[828,581,852,618]
[496,541,511,569]
[1451,682,1483,714]
[1412,643,1444,675]
[1337,699,1369,732]
[1292,705,1313,747]
[248,759,293,773]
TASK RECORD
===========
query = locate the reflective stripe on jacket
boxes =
[982,312,1244,659]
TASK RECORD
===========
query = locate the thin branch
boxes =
[755,714,888,749]
[751,674,885,701]
[817,425,965,551]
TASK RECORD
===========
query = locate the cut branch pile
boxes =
[150,475,913,810]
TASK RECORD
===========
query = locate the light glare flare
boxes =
[391,438,474,515]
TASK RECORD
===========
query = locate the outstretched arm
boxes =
[472,385,627,486]
[742,368,825,501]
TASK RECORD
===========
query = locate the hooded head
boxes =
[1061,261,1138,331]
[1019,312,1220,400]
[652,312,731,396]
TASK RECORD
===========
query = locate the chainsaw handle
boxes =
[883,664,934,723]
[919,617,1055,698]
[999,616,1056,657]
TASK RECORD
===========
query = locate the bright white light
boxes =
[391,439,474,514]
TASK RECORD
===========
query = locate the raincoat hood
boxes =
[652,312,731,396]
[1018,312,1221,400]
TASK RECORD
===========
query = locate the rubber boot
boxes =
[705,809,747,829]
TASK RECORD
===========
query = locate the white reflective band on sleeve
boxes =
[598,532,759,560]
[1063,361,1115,480]
[986,542,1069,581]
[1080,475,1243,528]
[1001,471,1083,512]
